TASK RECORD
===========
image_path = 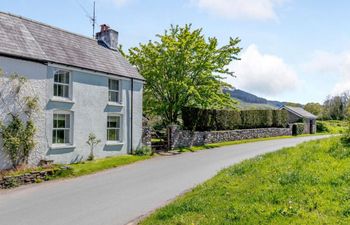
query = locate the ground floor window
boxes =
[107,115,121,142]
[53,111,72,144]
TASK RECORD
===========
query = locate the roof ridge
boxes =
[0,11,97,42]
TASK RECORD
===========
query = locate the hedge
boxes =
[182,107,288,131]
[292,123,305,135]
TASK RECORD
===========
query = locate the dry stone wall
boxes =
[168,125,292,149]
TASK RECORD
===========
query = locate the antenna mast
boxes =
[92,1,96,38]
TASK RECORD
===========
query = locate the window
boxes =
[52,112,72,144]
[54,70,70,98]
[107,115,121,142]
[108,79,120,103]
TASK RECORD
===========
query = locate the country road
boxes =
[0,135,330,225]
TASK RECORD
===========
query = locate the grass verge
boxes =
[140,137,350,225]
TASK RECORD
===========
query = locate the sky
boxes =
[1,0,350,104]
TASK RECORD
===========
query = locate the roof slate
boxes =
[283,106,317,119]
[0,12,144,80]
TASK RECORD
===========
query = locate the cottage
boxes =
[281,106,317,134]
[0,12,144,169]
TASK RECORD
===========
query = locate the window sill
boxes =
[106,141,124,146]
[50,97,75,104]
[50,144,76,150]
[107,102,124,107]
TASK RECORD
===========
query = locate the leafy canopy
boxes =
[128,24,241,125]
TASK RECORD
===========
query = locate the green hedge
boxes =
[182,107,288,131]
[292,123,305,135]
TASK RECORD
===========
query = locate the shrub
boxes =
[182,107,288,131]
[316,121,329,133]
[134,146,153,156]
[292,123,305,136]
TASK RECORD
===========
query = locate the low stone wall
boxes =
[142,126,152,148]
[0,166,71,189]
[168,125,292,149]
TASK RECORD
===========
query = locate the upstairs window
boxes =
[53,112,72,145]
[54,70,70,98]
[107,115,121,142]
[108,79,120,103]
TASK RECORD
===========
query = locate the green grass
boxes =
[318,120,348,134]
[176,134,321,152]
[141,137,350,225]
[1,155,151,181]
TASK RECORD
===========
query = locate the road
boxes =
[0,135,329,225]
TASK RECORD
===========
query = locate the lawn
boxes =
[140,137,350,225]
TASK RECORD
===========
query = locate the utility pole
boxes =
[92,1,96,38]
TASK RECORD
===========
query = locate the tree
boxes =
[0,69,39,168]
[127,24,241,125]
[323,92,349,120]
[304,103,323,117]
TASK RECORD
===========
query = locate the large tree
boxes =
[128,25,241,125]
[304,102,323,117]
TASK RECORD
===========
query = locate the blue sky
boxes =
[1,0,349,104]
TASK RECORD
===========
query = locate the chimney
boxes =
[96,24,119,50]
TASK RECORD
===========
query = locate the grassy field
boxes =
[141,137,350,225]
[318,120,348,134]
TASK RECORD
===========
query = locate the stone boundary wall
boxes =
[0,166,71,189]
[142,126,152,148]
[168,125,292,149]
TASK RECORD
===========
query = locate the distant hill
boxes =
[224,89,302,110]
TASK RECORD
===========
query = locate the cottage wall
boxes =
[0,56,144,168]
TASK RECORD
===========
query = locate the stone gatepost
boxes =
[167,124,180,150]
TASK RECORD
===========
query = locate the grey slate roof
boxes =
[0,12,144,80]
[282,106,317,119]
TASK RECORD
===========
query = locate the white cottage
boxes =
[0,12,145,169]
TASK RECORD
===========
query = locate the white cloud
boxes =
[191,0,288,21]
[304,50,350,95]
[226,44,300,97]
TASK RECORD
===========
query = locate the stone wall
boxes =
[142,126,152,148]
[168,125,292,149]
[0,166,71,189]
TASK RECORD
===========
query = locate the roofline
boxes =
[0,11,96,42]
[0,53,145,82]
[281,106,317,119]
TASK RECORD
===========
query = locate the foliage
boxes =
[0,70,39,168]
[86,133,101,161]
[134,146,153,156]
[141,137,350,225]
[127,24,241,125]
[182,107,288,131]
[292,123,305,136]
[316,121,329,133]
[317,120,348,134]
[323,92,349,120]
[304,102,323,117]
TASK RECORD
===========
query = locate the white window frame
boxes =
[108,79,121,104]
[107,114,123,143]
[52,111,73,146]
[53,69,72,99]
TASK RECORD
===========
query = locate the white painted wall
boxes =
[0,56,144,168]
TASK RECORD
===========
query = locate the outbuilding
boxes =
[281,106,317,134]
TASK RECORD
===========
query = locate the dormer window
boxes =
[54,70,71,98]
[108,79,121,103]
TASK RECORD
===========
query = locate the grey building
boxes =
[0,12,144,169]
[282,106,317,134]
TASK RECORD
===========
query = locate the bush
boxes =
[292,123,305,136]
[316,121,329,133]
[182,107,289,131]
[134,146,153,156]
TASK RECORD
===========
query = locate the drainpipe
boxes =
[130,78,134,154]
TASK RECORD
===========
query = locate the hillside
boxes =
[224,89,302,110]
